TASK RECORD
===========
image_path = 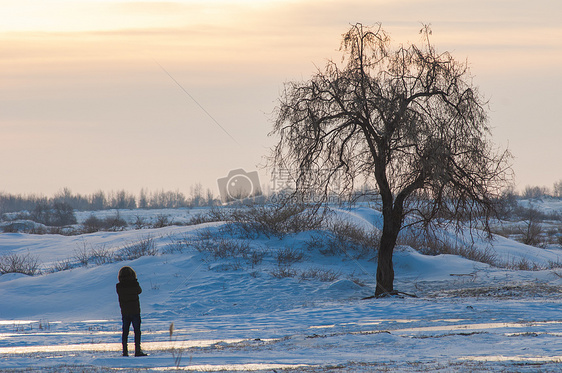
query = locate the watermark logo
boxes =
[270,168,344,194]
[218,167,369,204]
[268,167,348,204]
[217,169,262,203]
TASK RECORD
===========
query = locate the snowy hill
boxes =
[1,204,562,372]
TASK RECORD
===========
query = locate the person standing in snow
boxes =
[116,266,147,357]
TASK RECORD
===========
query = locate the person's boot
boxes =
[135,343,148,356]
[122,343,129,357]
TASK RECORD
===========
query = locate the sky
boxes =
[0,0,560,197]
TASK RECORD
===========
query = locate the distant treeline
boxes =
[521,183,562,199]
[1,180,561,216]
[0,186,219,214]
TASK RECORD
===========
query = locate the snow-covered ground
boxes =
[2,205,562,372]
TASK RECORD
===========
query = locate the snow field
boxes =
[1,205,562,372]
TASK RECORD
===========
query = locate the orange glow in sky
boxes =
[1,0,561,195]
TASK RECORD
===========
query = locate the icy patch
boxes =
[152,363,313,371]
[461,355,562,363]
[0,320,36,326]
[0,339,247,354]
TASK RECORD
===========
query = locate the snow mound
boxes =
[313,279,373,299]
[0,272,28,282]
[394,246,483,281]
[326,279,363,292]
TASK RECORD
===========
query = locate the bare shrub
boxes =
[248,250,265,268]
[163,235,193,254]
[196,228,215,241]
[1,221,43,234]
[47,226,75,236]
[495,258,562,271]
[82,213,128,233]
[303,220,378,259]
[490,223,520,238]
[118,236,158,260]
[326,220,379,257]
[502,257,541,271]
[194,238,251,259]
[74,242,114,266]
[74,243,91,266]
[400,230,497,266]
[0,253,41,275]
[304,234,326,251]
[89,245,114,265]
[2,224,18,233]
[519,219,544,247]
[452,245,497,266]
[185,213,209,226]
[205,206,232,221]
[187,207,231,226]
[300,267,340,282]
[52,259,74,272]
[270,266,297,279]
[104,212,128,231]
[153,214,171,228]
[29,225,47,235]
[82,215,104,233]
[170,228,265,270]
[215,240,251,259]
[498,256,562,271]
[275,247,304,266]
[229,204,324,239]
[134,216,147,229]
[548,258,562,269]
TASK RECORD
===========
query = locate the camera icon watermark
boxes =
[217,169,262,203]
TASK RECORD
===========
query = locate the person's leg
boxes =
[122,315,132,356]
[132,314,147,356]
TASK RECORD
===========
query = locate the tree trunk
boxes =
[372,147,405,297]
[375,200,402,297]
[375,227,400,297]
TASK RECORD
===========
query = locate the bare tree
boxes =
[553,180,562,198]
[270,23,512,297]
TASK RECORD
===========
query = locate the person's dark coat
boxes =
[116,266,142,315]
